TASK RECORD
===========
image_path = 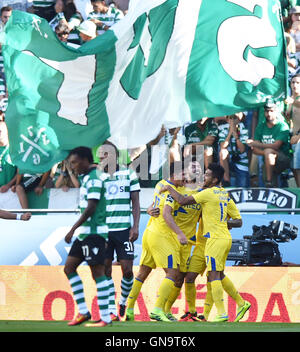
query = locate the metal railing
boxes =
[4,209,80,213]
[4,208,300,214]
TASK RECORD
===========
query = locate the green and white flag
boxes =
[0,0,287,173]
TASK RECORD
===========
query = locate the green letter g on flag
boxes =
[120,0,179,100]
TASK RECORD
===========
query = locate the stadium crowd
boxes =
[0,0,300,210]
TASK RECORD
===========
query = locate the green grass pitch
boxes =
[0,320,299,332]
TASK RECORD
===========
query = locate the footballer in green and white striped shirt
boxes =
[97,142,140,319]
[104,167,140,231]
[64,146,112,327]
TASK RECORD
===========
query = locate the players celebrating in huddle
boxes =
[64,144,250,326]
[127,161,251,323]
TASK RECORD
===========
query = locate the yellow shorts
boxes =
[139,228,180,269]
[179,242,193,273]
[187,236,207,275]
[204,237,232,272]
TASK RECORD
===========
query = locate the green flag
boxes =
[0,0,287,173]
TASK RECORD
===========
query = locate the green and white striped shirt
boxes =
[218,122,249,172]
[33,0,55,7]
[103,167,140,231]
[87,5,124,35]
[78,167,109,241]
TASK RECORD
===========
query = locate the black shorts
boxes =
[20,176,42,192]
[106,228,134,261]
[68,235,107,265]
[33,5,56,22]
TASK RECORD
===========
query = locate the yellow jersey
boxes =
[174,186,202,243]
[196,216,204,241]
[147,179,180,235]
[192,186,241,239]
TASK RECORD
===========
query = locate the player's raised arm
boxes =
[163,204,188,245]
[159,185,195,206]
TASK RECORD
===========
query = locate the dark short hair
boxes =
[68,146,93,163]
[208,163,224,183]
[101,140,119,158]
[1,6,12,14]
[55,22,70,36]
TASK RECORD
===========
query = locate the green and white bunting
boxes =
[0,0,287,173]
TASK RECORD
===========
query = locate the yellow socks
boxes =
[154,277,175,310]
[185,282,197,314]
[221,275,244,307]
[210,279,226,316]
[127,278,143,309]
[203,281,213,320]
[165,285,181,313]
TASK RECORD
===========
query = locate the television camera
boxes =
[227,220,298,266]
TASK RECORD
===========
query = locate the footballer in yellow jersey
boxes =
[193,187,241,272]
[159,163,250,322]
[126,162,188,323]
[174,185,202,273]
[187,217,207,275]
[140,179,186,270]
[159,176,241,273]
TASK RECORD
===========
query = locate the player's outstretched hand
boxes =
[21,213,31,221]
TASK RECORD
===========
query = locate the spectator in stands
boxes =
[0,6,12,93]
[288,6,300,53]
[55,21,70,42]
[0,104,4,122]
[0,121,17,193]
[285,32,299,80]
[11,170,52,209]
[218,112,249,187]
[0,98,7,120]
[31,0,56,22]
[0,5,12,30]
[183,118,218,169]
[285,73,300,187]
[247,100,292,187]
[87,0,124,36]
[0,78,6,101]
[280,0,295,23]
[73,0,93,20]
[49,0,83,45]
[77,19,97,42]
[169,127,183,164]
[0,208,31,221]
[54,159,80,191]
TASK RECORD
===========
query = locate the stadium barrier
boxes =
[0,188,299,322]
[0,265,299,322]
